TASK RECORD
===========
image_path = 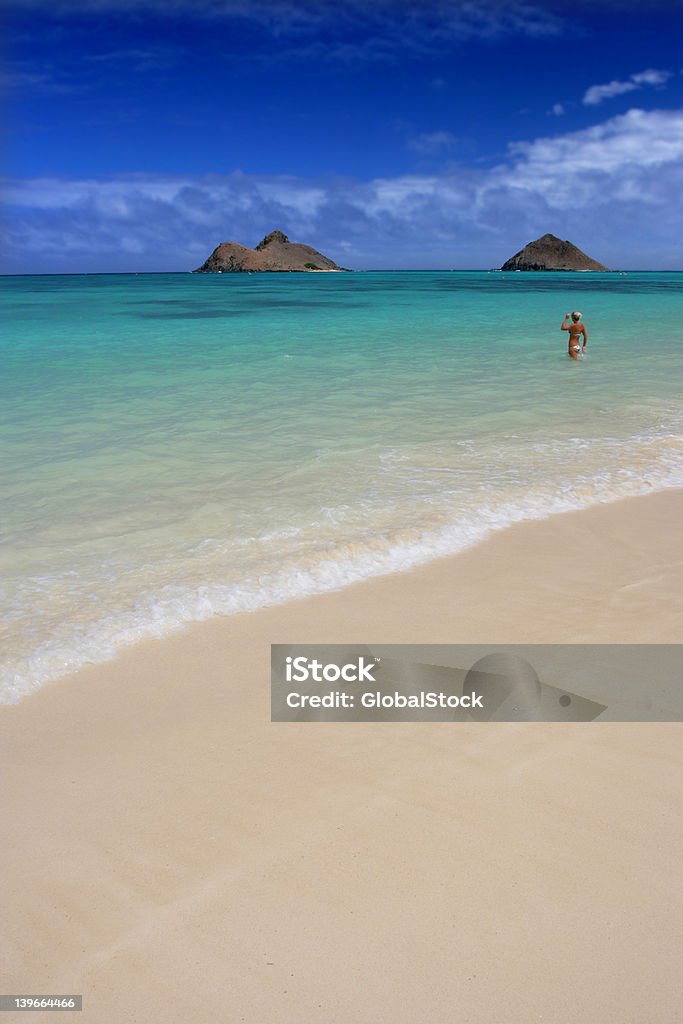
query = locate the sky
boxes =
[3,0,683,272]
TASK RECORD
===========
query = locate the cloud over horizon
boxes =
[4,106,683,273]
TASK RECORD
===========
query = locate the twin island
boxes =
[193,230,610,274]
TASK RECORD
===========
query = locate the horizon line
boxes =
[4,268,682,278]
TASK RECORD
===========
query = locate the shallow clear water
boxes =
[1,270,682,700]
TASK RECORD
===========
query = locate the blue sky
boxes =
[3,0,683,271]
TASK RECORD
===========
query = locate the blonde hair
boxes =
[571,311,582,320]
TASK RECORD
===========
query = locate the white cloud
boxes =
[508,107,683,180]
[550,103,565,116]
[631,68,671,86]
[583,80,637,105]
[583,67,672,105]
[4,107,683,272]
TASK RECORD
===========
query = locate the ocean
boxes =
[1,270,682,701]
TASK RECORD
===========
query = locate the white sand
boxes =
[1,489,681,1023]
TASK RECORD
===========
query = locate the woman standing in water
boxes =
[562,311,588,359]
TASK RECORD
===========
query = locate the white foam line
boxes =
[2,464,681,704]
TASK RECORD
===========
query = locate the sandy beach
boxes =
[1,489,682,1023]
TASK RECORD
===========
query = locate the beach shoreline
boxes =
[5,483,682,703]
[1,487,681,1022]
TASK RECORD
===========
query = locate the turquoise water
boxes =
[1,271,682,700]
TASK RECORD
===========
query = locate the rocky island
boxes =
[193,229,346,273]
[500,234,610,272]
